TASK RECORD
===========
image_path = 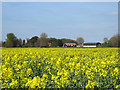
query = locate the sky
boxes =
[2,2,118,42]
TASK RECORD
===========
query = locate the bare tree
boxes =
[76,37,84,46]
[39,32,48,47]
[40,32,47,38]
[109,34,120,47]
[104,37,108,43]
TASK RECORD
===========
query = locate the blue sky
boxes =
[2,2,118,42]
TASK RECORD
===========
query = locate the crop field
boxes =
[1,48,120,89]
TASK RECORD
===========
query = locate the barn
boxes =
[83,42,101,47]
[63,43,77,47]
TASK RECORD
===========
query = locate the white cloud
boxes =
[106,12,118,16]
[94,12,118,17]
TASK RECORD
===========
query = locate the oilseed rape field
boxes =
[1,48,120,89]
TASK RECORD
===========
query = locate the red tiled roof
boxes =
[65,43,76,45]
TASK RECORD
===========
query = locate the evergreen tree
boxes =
[6,33,17,47]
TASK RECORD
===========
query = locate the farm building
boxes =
[83,42,101,47]
[63,43,77,47]
[48,43,52,47]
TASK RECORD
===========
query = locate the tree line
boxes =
[0,32,120,47]
[1,33,77,47]
[100,34,120,47]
